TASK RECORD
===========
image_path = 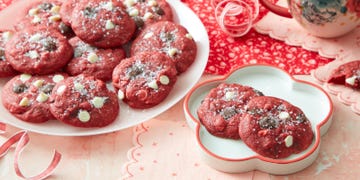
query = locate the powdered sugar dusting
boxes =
[74,40,97,58]
[126,60,161,84]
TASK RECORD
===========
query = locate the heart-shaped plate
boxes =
[183,64,333,175]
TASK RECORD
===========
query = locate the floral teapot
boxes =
[259,0,360,38]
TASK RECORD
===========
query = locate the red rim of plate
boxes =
[183,63,333,164]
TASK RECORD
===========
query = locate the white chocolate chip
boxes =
[20,74,32,82]
[28,8,39,16]
[345,76,357,86]
[49,15,61,22]
[19,97,30,107]
[147,0,158,7]
[143,12,153,20]
[87,52,99,63]
[159,75,170,85]
[225,91,235,100]
[278,111,290,120]
[105,20,115,30]
[123,0,135,7]
[26,50,39,59]
[56,85,66,94]
[143,32,153,39]
[118,90,125,100]
[32,15,41,23]
[33,79,44,88]
[284,135,293,147]
[29,33,42,42]
[74,83,84,91]
[102,2,113,11]
[52,74,64,83]
[36,92,49,102]
[78,110,90,122]
[167,48,178,58]
[50,5,61,14]
[105,83,115,92]
[148,80,158,90]
[185,33,193,40]
[129,8,139,17]
[91,96,107,108]
[2,31,13,42]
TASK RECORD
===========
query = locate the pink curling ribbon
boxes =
[212,0,259,37]
[0,121,5,133]
[0,122,62,180]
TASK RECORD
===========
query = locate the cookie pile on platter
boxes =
[0,0,197,128]
[197,83,314,159]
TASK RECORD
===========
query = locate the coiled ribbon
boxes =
[0,122,61,180]
[212,0,259,37]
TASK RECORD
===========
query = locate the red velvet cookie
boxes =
[2,73,67,123]
[131,21,197,74]
[65,37,126,81]
[112,51,177,109]
[59,0,78,26]
[239,96,314,159]
[50,74,119,127]
[327,60,360,89]
[15,0,74,38]
[122,0,173,33]
[71,0,136,48]
[197,83,264,139]
[5,27,73,75]
[0,31,18,77]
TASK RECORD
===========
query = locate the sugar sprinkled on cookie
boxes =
[131,21,197,74]
[0,31,18,77]
[70,0,136,48]
[5,27,73,75]
[2,73,68,123]
[50,75,119,127]
[112,51,177,109]
[66,37,126,81]
[197,83,264,139]
[239,96,314,159]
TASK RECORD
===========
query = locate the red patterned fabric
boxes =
[0,0,333,75]
[184,0,332,75]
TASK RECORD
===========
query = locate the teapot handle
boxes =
[258,0,292,18]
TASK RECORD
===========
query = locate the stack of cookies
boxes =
[197,83,314,159]
[0,0,197,128]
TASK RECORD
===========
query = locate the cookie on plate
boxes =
[112,51,177,109]
[65,37,126,81]
[15,0,74,38]
[5,26,73,75]
[71,0,136,48]
[123,0,173,32]
[239,96,314,159]
[327,60,360,89]
[2,73,67,123]
[0,31,18,77]
[131,21,197,74]
[197,83,264,139]
[50,74,119,127]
